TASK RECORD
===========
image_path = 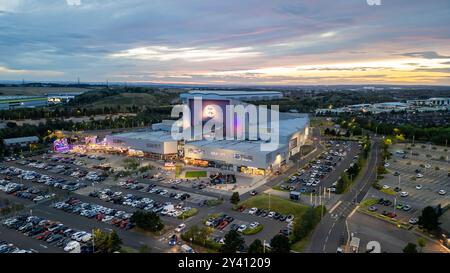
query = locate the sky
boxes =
[0,0,450,85]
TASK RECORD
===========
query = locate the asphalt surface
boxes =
[348,211,449,253]
[305,137,381,253]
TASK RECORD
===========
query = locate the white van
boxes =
[181,244,195,253]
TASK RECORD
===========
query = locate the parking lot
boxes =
[277,140,360,194]
[0,154,189,253]
[1,214,94,253]
[364,142,449,224]
[203,209,288,246]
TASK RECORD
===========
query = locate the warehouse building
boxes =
[104,130,178,160]
[3,136,39,149]
[102,90,309,175]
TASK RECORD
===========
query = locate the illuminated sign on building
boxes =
[53,138,70,153]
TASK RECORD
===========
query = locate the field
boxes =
[83,92,176,108]
[0,86,94,96]
[239,193,309,219]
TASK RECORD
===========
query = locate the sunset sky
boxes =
[1,0,450,85]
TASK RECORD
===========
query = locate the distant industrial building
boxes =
[180,90,283,102]
[316,98,449,115]
[0,96,48,110]
[407,97,450,107]
[47,91,85,104]
[3,136,39,149]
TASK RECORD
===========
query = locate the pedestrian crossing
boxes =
[331,201,355,219]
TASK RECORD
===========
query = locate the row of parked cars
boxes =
[0,166,88,192]
[0,241,35,253]
[2,215,93,253]
[205,213,235,230]
[20,157,105,182]
[0,180,55,202]
[89,188,192,218]
[52,197,135,230]
[247,207,295,223]
[118,180,192,201]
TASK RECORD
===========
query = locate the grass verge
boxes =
[185,170,207,178]
[242,225,264,235]
[238,193,309,219]
[178,208,199,219]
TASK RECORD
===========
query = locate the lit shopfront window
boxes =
[240,166,265,176]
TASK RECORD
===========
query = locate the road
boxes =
[305,137,381,253]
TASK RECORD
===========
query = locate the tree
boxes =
[93,229,123,253]
[130,211,164,232]
[417,238,426,253]
[107,230,122,253]
[248,239,264,253]
[230,192,240,205]
[403,243,418,253]
[270,234,290,253]
[220,230,245,253]
[182,225,214,247]
[418,206,440,232]
[292,207,323,242]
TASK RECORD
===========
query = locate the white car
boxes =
[400,191,409,197]
[249,222,260,229]
[268,211,275,218]
[416,173,424,178]
[80,233,92,242]
[382,185,390,190]
[424,164,431,169]
[438,190,446,195]
[384,163,390,167]
[237,224,247,233]
[175,224,186,233]
[286,215,295,223]
[409,218,419,225]
[33,196,45,202]
[416,185,423,190]
[248,207,258,215]
[64,241,80,252]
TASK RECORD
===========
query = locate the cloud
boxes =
[398,51,450,59]
[66,0,81,6]
[0,0,450,85]
[0,65,64,77]
[0,0,23,13]
[109,46,260,62]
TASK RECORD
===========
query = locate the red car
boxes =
[96,213,104,221]
[35,231,51,240]
[217,220,229,230]
[387,212,397,218]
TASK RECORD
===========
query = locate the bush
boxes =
[292,206,325,242]
[178,208,198,219]
[181,225,220,251]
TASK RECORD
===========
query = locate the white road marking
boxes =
[329,201,342,214]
